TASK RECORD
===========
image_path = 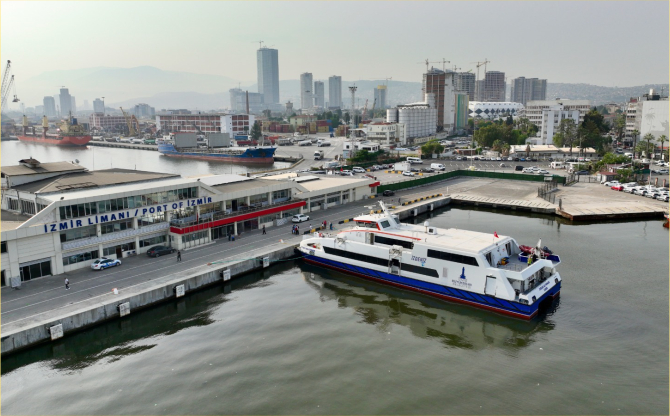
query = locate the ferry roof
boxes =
[13,169,180,195]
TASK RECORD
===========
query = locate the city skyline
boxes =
[1,1,667,89]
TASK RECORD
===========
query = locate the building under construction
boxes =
[422,68,455,133]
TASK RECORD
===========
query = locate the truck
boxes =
[393,162,411,172]
[314,150,324,160]
[298,140,312,146]
[317,140,331,147]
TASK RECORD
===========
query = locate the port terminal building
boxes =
[0,160,377,286]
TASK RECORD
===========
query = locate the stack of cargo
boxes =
[336,125,349,136]
[279,124,292,133]
[316,120,330,133]
[309,122,317,134]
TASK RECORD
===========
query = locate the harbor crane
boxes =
[1,60,19,111]
[119,107,137,137]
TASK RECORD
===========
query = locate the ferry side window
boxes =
[380,220,390,229]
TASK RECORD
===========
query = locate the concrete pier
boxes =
[1,244,299,355]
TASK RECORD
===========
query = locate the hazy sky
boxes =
[1,1,668,86]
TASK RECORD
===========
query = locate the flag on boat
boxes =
[494,231,499,238]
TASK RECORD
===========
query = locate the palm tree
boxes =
[492,139,503,153]
[631,129,639,158]
[642,133,654,158]
[656,135,667,161]
[502,143,511,157]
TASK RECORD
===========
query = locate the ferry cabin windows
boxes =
[323,247,438,278]
[427,249,479,267]
[373,235,414,250]
[379,220,391,229]
[355,221,377,229]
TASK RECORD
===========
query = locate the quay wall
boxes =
[1,245,299,356]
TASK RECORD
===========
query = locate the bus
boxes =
[406,157,423,164]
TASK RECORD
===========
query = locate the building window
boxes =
[63,249,100,266]
[1,241,7,253]
[102,242,136,256]
[181,230,207,243]
[60,225,97,243]
[8,198,19,211]
[139,235,166,248]
[138,212,165,227]
[100,219,133,235]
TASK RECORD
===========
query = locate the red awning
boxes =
[170,201,306,235]
[369,181,380,187]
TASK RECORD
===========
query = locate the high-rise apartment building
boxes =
[93,98,105,113]
[510,77,547,105]
[59,88,72,116]
[422,68,455,133]
[300,72,313,109]
[133,103,155,118]
[256,47,280,105]
[482,71,505,102]
[374,85,387,109]
[454,72,475,101]
[70,96,76,115]
[229,88,265,113]
[314,81,325,108]
[43,96,57,117]
[328,76,342,109]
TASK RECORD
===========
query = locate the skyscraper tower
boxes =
[329,76,342,109]
[314,81,325,107]
[257,47,280,105]
[300,72,313,109]
[59,87,72,116]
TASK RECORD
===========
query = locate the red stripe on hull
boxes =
[18,135,92,146]
[159,153,274,164]
[303,257,536,320]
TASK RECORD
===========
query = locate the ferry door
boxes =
[485,275,497,296]
[390,258,401,275]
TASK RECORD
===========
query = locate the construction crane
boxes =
[385,77,392,86]
[1,60,19,111]
[119,107,137,137]
[361,99,369,123]
[417,59,442,72]
[440,58,451,71]
[471,58,490,100]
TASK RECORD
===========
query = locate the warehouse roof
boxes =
[1,161,87,177]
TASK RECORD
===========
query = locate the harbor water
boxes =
[1,207,667,414]
[0,141,292,176]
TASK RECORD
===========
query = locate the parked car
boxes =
[91,258,122,270]
[535,169,549,174]
[146,246,176,257]
[623,185,636,193]
[575,170,589,175]
[611,185,624,191]
[352,167,366,173]
[603,180,620,187]
[633,188,649,196]
[402,171,415,177]
[455,156,463,161]
[658,169,669,174]
[515,165,524,171]
[522,167,534,173]
[499,163,508,167]
[513,157,520,161]
[340,170,353,176]
[382,190,395,197]
[291,214,310,223]
[421,167,434,173]
[656,194,669,202]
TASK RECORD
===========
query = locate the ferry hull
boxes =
[17,135,92,146]
[301,253,560,320]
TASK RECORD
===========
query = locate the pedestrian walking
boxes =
[177,250,182,262]
[64,278,70,290]
[330,222,333,230]
[262,225,266,235]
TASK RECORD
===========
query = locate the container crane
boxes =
[119,107,137,137]
[1,60,19,111]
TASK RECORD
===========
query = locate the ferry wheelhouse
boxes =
[297,202,561,319]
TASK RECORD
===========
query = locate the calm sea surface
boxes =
[0,141,291,176]
[0,153,668,414]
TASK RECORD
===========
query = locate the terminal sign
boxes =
[43,197,213,234]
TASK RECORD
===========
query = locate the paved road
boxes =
[0,183,451,327]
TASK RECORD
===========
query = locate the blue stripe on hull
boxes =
[302,254,560,320]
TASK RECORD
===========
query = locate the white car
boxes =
[91,258,121,271]
[292,214,310,223]
[522,168,534,173]
[496,157,502,161]
[603,180,620,186]
[508,157,514,161]
[535,169,550,174]
[658,169,669,174]
[129,138,144,144]
[456,156,463,161]
[656,194,669,202]
[402,171,415,177]
[340,170,353,176]
[352,167,366,173]
[622,185,637,193]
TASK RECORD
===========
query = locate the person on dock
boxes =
[177,250,182,262]
[64,278,70,290]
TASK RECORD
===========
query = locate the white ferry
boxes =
[297,201,562,320]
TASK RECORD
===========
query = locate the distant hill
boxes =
[544,83,668,105]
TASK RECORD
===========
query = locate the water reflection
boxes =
[299,263,556,352]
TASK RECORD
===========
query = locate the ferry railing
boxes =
[169,199,301,228]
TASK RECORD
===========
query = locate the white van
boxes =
[550,162,565,169]
[407,157,423,164]
[431,163,446,171]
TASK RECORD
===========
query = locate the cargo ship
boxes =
[158,132,276,164]
[18,115,91,146]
